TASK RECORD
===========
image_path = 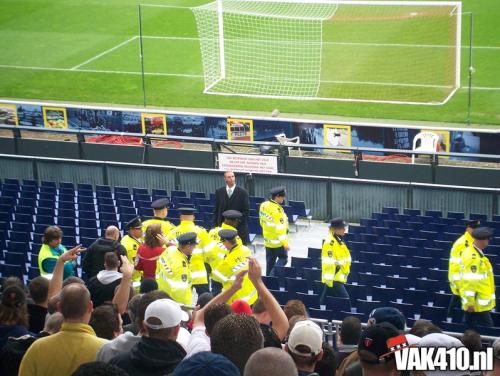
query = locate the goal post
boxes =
[192,0,462,105]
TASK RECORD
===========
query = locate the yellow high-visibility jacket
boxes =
[321,233,351,286]
[206,223,242,270]
[121,235,143,283]
[212,243,258,305]
[166,220,215,285]
[142,217,175,237]
[156,246,192,305]
[459,245,495,312]
[259,200,288,248]
[448,231,473,295]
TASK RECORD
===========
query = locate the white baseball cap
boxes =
[287,320,323,356]
[144,299,185,329]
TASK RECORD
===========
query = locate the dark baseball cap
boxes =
[368,307,406,331]
[358,322,406,364]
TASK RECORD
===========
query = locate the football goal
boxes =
[192,0,462,105]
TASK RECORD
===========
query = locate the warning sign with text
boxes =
[218,153,278,174]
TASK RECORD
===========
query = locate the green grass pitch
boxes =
[0,0,499,125]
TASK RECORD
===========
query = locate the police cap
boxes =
[471,227,494,240]
[465,220,481,229]
[270,186,286,197]
[222,210,243,220]
[179,207,196,215]
[125,216,142,229]
[177,232,198,245]
[218,229,238,241]
[330,217,347,229]
[151,198,170,210]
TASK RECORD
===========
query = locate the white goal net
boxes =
[192,0,461,105]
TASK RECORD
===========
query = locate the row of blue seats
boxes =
[378,206,495,221]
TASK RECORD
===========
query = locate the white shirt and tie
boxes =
[226,185,234,198]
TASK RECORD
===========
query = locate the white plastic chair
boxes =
[275,133,301,156]
[412,131,439,164]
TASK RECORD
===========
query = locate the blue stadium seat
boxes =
[96,197,113,206]
[274,266,297,279]
[78,189,94,198]
[58,209,76,220]
[0,211,12,223]
[388,301,415,318]
[78,203,96,212]
[57,217,76,227]
[382,207,399,215]
[421,305,448,323]
[1,263,25,279]
[32,233,44,244]
[7,241,30,254]
[77,183,93,191]
[58,200,76,211]
[59,187,76,196]
[4,178,20,186]
[57,194,75,203]
[447,211,465,220]
[308,308,333,321]
[4,252,27,266]
[18,198,36,207]
[397,245,417,257]
[40,181,56,188]
[384,235,404,246]
[96,191,112,200]
[372,264,393,276]
[403,288,431,306]
[118,206,136,216]
[296,292,320,309]
[407,222,424,231]
[283,206,298,224]
[261,276,280,290]
[9,231,31,243]
[79,227,99,239]
[429,223,447,233]
[171,190,187,198]
[383,220,400,229]
[28,267,40,280]
[356,299,382,315]
[99,212,117,221]
[398,266,422,280]
[78,219,97,229]
[385,276,410,289]
[291,257,313,269]
[425,210,442,219]
[403,208,421,217]
[372,213,389,222]
[249,196,265,208]
[415,216,433,225]
[289,200,311,218]
[286,278,308,295]
[34,223,51,234]
[433,292,452,307]
[307,247,321,259]
[36,207,54,217]
[94,185,110,193]
[325,296,351,312]
[131,187,149,196]
[302,268,322,290]
[22,179,37,187]
[19,186,36,194]
[11,222,31,233]
[80,237,96,248]
[59,182,74,190]
[139,208,154,217]
[16,206,35,215]
[136,200,152,209]
[1,189,19,199]
[358,272,382,287]
[371,286,396,304]
[39,186,56,195]
[248,216,262,236]
[269,290,289,305]
[63,236,77,246]
[116,198,134,207]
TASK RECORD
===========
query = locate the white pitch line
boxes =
[0,64,499,91]
[70,36,138,70]
[141,35,500,50]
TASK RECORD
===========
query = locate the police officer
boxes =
[320,218,351,306]
[212,229,258,305]
[121,216,144,286]
[142,198,175,236]
[207,210,244,295]
[259,186,289,276]
[166,207,215,295]
[448,219,481,316]
[459,227,495,328]
[157,232,197,305]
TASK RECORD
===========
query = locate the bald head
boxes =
[105,226,120,240]
[244,348,298,376]
[44,312,64,334]
[58,283,92,322]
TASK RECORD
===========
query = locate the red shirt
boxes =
[135,244,165,279]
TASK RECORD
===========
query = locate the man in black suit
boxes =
[213,171,250,244]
